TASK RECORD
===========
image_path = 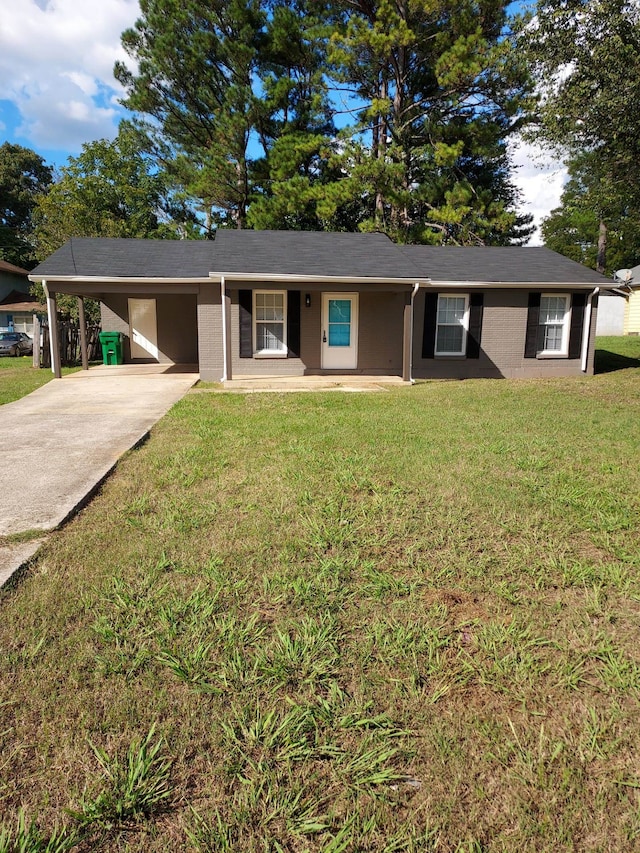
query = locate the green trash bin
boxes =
[99,331,124,365]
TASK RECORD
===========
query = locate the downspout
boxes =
[581,286,599,373]
[409,282,420,383]
[220,275,227,382]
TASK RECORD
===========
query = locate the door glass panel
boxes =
[328,323,351,346]
[327,299,351,347]
[328,300,351,323]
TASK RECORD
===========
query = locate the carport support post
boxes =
[43,281,62,378]
[32,314,40,368]
[77,297,89,370]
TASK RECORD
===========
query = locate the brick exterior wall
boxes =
[226,287,405,376]
[197,285,223,381]
[412,288,598,379]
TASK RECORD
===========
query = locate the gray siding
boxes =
[101,293,198,364]
[413,289,597,379]
[0,270,30,302]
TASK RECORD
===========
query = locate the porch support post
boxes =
[77,296,89,370]
[402,289,412,382]
[43,281,62,378]
[220,275,232,381]
[225,289,232,381]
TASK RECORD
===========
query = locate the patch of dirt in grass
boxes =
[422,587,490,623]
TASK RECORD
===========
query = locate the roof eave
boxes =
[28,274,212,284]
[209,272,428,285]
[425,280,606,289]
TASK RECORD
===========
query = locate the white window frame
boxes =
[435,293,469,356]
[253,290,288,357]
[538,293,570,356]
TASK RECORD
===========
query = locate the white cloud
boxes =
[0,0,139,152]
[510,138,568,246]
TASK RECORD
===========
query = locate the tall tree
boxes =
[0,143,52,269]
[247,0,346,230]
[522,0,640,269]
[325,0,534,244]
[542,151,640,275]
[115,0,264,233]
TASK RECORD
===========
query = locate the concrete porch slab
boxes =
[218,374,410,392]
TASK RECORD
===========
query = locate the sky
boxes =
[0,0,567,244]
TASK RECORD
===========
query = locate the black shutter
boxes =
[422,292,438,358]
[524,292,541,358]
[239,289,252,358]
[568,292,586,359]
[466,293,484,359]
[287,290,301,358]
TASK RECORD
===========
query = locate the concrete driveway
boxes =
[0,364,198,584]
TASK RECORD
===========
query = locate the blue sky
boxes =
[0,0,565,241]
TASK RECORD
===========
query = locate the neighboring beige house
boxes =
[30,232,612,381]
[624,290,640,335]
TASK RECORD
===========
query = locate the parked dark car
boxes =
[0,332,33,356]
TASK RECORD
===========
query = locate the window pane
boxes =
[256,322,284,351]
[437,297,465,324]
[256,293,284,322]
[539,295,567,351]
[436,325,463,353]
[543,324,563,351]
[540,296,565,325]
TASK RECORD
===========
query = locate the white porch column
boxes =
[43,281,61,378]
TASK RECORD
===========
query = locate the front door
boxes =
[128,298,158,360]
[321,293,358,369]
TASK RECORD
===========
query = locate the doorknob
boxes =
[323,331,327,342]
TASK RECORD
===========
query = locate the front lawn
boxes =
[1,340,639,851]
[0,357,79,405]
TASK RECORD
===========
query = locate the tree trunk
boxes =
[596,219,607,274]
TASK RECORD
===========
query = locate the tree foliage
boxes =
[541,152,640,275]
[0,143,52,269]
[115,0,533,244]
[32,126,190,260]
[522,0,640,267]
[325,0,534,244]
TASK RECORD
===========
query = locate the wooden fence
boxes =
[37,318,102,368]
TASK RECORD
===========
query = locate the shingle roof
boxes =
[29,233,611,285]
[30,238,218,279]
[401,246,609,284]
[212,230,422,278]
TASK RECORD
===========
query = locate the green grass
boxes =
[0,357,79,405]
[1,337,640,851]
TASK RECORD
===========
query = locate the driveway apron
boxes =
[0,365,198,539]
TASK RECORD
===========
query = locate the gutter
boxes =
[581,287,599,373]
[28,275,213,284]
[209,272,430,287]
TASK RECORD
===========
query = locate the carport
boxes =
[28,239,218,378]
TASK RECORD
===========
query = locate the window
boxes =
[435,294,468,355]
[254,291,287,355]
[538,294,570,355]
